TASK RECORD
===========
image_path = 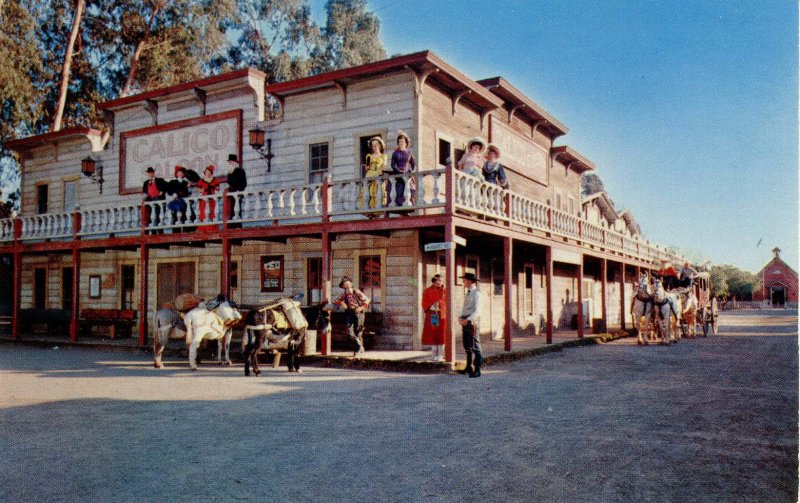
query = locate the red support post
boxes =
[545,245,553,344]
[322,176,331,223]
[138,243,149,346]
[504,192,511,227]
[444,166,454,215]
[601,258,608,332]
[221,237,231,299]
[577,255,584,338]
[69,247,80,342]
[320,230,332,355]
[444,223,457,362]
[619,262,626,330]
[503,236,513,351]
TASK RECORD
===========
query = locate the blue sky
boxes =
[313,0,798,273]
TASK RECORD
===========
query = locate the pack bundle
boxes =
[174,293,202,312]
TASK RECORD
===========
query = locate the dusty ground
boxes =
[0,309,796,503]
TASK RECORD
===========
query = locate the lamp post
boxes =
[81,156,104,194]
[249,126,274,172]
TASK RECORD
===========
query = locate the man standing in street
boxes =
[459,272,483,378]
[335,276,370,356]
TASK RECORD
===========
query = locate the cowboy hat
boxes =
[486,144,501,157]
[369,136,385,152]
[460,272,478,282]
[227,154,239,163]
[396,130,411,146]
[467,137,486,152]
[145,166,156,174]
[339,275,353,289]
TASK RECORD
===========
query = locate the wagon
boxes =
[693,272,718,336]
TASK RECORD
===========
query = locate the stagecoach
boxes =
[692,272,719,336]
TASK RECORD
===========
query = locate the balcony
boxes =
[0,168,684,265]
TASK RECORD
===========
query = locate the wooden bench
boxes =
[80,309,137,338]
[330,311,384,350]
[20,309,71,334]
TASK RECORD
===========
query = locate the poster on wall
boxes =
[490,117,549,185]
[119,110,242,194]
[261,255,284,292]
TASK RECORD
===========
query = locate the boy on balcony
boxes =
[167,166,191,230]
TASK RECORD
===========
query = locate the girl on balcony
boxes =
[482,144,509,188]
[458,137,486,178]
[390,131,416,207]
[167,166,190,229]
[196,165,220,231]
[361,136,387,212]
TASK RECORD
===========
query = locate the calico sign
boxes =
[119,110,242,194]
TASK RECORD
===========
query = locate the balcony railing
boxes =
[0,168,687,265]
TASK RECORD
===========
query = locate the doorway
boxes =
[62,267,73,311]
[34,268,47,309]
[157,262,196,308]
[771,287,786,307]
[307,257,322,305]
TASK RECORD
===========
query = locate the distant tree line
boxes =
[709,264,758,300]
[0,0,387,210]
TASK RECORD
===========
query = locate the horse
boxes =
[631,272,655,345]
[153,299,241,370]
[241,294,310,376]
[680,289,699,338]
[652,278,682,345]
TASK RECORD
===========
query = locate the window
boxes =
[568,196,575,216]
[307,257,322,304]
[359,255,382,312]
[438,138,453,168]
[524,265,534,318]
[120,265,136,309]
[36,184,49,214]
[63,180,77,212]
[309,142,329,183]
[33,267,47,309]
[555,191,563,212]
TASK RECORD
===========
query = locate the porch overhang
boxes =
[477,76,568,138]
[551,145,595,173]
[3,127,103,153]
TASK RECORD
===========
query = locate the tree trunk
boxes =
[52,0,85,132]
[118,1,164,98]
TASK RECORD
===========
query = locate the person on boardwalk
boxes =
[422,274,447,361]
[390,131,416,207]
[335,276,370,356]
[458,272,483,378]
[142,166,167,233]
[457,137,486,178]
[362,136,387,211]
[225,154,247,227]
[482,144,509,188]
[196,165,220,231]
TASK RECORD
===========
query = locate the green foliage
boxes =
[581,173,605,197]
[709,264,757,299]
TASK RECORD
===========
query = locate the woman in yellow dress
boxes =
[361,136,387,210]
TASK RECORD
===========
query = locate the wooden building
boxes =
[0,50,687,361]
[753,247,798,307]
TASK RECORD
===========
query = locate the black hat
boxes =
[145,167,155,174]
[461,272,478,282]
[339,276,353,289]
[228,154,239,163]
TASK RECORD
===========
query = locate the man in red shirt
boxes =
[141,167,167,234]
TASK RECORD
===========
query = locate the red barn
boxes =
[753,248,798,307]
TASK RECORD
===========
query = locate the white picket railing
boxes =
[330,169,446,216]
[509,192,549,231]
[18,212,73,241]
[582,221,604,245]
[79,204,142,236]
[0,219,13,242]
[551,208,580,239]
[453,171,507,220]
[144,193,224,230]
[230,183,323,223]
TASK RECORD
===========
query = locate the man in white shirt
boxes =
[459,272,483,378]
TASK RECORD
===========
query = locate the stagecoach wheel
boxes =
[701,311,710,337]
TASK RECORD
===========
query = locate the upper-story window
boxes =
[36,184,49,214]
[554,191,562,212]
[309,142,329,183]
[63,180,77,212]
[567,196,575,216]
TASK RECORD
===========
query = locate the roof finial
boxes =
[772,247,781,258]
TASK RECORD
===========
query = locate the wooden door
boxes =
[307,257,322,304]
[33,268,47,309]
[157,262,196,308]
[62,267,73,310]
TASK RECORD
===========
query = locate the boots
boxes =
[469,351,482,378]
[459,351,473,375]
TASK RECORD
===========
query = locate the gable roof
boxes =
[757,256,798,279]
[581,191,617,222]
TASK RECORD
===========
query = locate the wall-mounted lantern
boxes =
[248,126,274,172]
[81,156,104,194]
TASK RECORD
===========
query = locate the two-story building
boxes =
[0,50,686,361]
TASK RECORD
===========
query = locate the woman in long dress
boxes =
[422,274,447,361]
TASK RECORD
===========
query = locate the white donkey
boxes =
[153,300,241,370]
[631,271,655,345]
[652,278,682,345]
[680,289,699,338]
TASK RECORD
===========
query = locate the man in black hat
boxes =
[142,166,167,234]
[458,272,483,377]
[335,276,370,356]
[225,154,247,228]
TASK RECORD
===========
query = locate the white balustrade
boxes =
[231,184,322,223]
[605,231,624,251]
[508,193,549,231]
[453,171,507,220]
[330,169,446,216]
[79,204,141,236]
[0,219,13,242]
[19,212,73,240]
[550,208,580,239]
[582,221,604,244]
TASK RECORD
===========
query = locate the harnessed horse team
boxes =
[631,272,702,345]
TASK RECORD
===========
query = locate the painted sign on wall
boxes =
[490,118,548,185]
[261,255,284,292]
[119,110,242,194]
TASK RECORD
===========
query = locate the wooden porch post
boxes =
[601,257,608,332]
[69,248,80,342]
[577,255,584,338]
[444,224,457,363]
[221,237,231,299]
[11,250,21,340]
[503,236,513,351]
[320,230,332,355]
[545,245,553,344]
[138,243,149,347]
[619,262,626,330]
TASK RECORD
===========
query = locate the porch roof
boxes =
[3,126,102,152]
[266,51,505,112]
[476,76,568,138]
[581,191,617,222]
[551,145,595,173]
